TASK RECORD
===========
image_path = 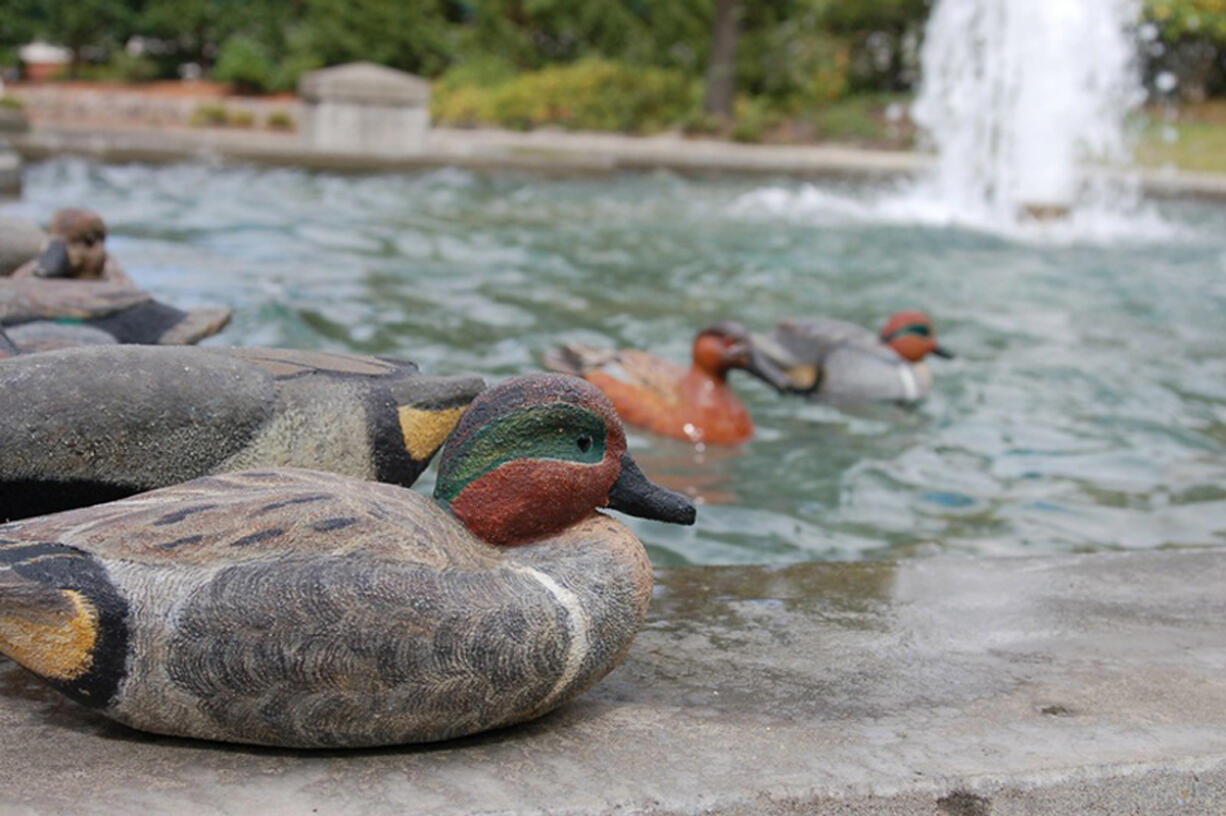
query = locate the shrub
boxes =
[213,34,275,94]
[432,59,700,134]
[266,109,296,130]
[189,103,230,127]
[0,96,24,111]
[229,109,256,128]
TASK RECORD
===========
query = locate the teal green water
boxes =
[8,159,1226,565]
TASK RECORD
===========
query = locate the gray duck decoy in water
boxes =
[0,344,484,521]
[756,310,954,404]
[0,278,232,351]
[0,373,696,748]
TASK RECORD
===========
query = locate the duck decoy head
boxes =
[434,373,696,546]
[880,310,954,362]
[36,208,108,280]
[693,321,793,391]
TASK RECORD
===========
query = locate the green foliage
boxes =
[266,109,296,130]
[189,103,230,127]
[0,96,25,110]
[213,34,276,93]
[433,59,700,134]
[1146,0,1226,41]
[299,0,456,77]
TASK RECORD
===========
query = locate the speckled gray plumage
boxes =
[0,345,485,520]
[0,468,652,747]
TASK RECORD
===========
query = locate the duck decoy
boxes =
[10,207,134,285]
[756,310,954,404]
[1,278,231,350]
[0,214,46,276]
[0,373,696,748]
[544,321,791,445]
[0,344,485,521]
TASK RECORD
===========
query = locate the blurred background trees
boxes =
[1,0,1224,140]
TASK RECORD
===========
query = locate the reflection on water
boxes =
[6,158,1226,565]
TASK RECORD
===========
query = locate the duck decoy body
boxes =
[1,278,232,351]
[544,321,790,444]
[0,345,484,521]
[0,374,695,748]
[756,310,953,404]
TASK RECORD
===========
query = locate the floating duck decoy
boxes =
[755,310,954,404]
[544,321,791,444]
[10,207,134,285]
[0,344,484,521]
[0,374,695,748]
[1,278,231,350]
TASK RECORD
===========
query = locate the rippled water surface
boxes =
[8,159,1226,565]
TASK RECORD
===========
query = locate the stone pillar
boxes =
[298,62,431,156]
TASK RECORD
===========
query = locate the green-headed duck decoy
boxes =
[756,310,954,404]
[0,345,484,521]
[0,374,695,747]
[544,321,791,445]
[11,207,134,285]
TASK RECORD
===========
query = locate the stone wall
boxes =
[7,85,302,130]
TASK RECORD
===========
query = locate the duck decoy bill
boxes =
[606,452,696,525]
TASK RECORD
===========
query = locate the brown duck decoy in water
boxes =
[10,207,134,285]
[545,321,791,445]
[0,344,484,521]
[0,374,695,748]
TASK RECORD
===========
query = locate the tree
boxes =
[703,0,739,119]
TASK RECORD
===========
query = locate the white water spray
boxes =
[911,0,1144,225]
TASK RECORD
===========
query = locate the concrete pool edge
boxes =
[12,122,1226,201]
[2,546,1223,815]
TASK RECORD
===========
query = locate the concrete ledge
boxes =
[2,548,1224,814]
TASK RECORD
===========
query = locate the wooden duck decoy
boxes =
[544,321,791,445]
[756,310,954,404]
[0,278,232,351]
[0,373,696,748]
[10,207,134,285]
[0,344,485,521]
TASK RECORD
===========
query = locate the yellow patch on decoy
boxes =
[0,590,98,680]
[398,405,467,461]
[788,364,820,390]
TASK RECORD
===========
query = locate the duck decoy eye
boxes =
[576,435,593,453]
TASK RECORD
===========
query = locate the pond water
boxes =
[7,158,1226,566]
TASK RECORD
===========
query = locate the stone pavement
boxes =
[2,548,1224,815]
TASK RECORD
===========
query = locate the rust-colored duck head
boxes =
[433,373,696,546]
[879,311,954,363]
[691,321,792,390]
[35,208,109,280]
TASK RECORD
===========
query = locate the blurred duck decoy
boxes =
[1,278,231,350]
[0,345,485,521]
[544,321,791,444]
[756,310,954,404]
[0,374,695,748]
[10,207,134,285]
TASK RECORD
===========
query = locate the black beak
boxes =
[743,345,794,392]
[932,346,955,359]
[35,238,71,279]
[606,452,696,525]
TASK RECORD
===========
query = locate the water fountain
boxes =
[911,0,1144,226]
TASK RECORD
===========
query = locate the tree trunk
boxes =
[703,0,739,120]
